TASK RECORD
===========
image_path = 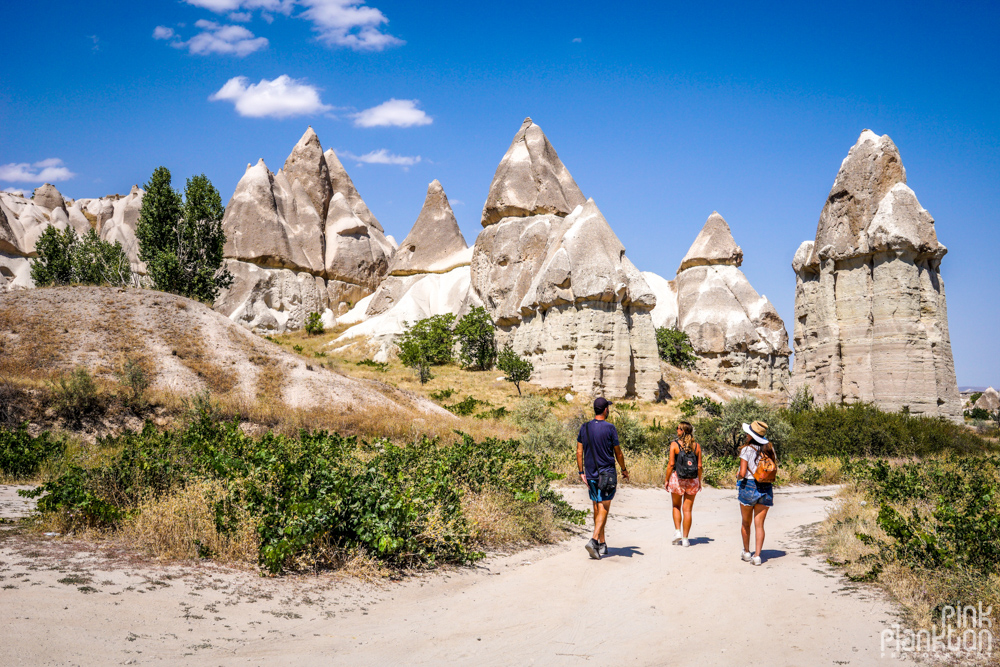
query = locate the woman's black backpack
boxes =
[675,441,699,479]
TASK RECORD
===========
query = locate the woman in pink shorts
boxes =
[664,421,702,547]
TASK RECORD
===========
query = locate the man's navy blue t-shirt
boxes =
[578,419,619,480]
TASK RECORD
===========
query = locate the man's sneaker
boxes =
[682,537,690,548]
[672,529,683,545]
[741,550,753,562]
[585,538,601,560]
[598,542,608,556]
[751,555,762,566]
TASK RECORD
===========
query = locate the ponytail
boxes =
[677,421,694,452]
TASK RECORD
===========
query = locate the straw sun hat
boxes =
[742,420,769,444]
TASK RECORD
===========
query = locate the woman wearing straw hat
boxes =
[737,420,777,566]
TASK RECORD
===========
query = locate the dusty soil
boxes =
[1,483,900,666]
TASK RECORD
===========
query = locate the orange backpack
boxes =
[752,446,777,484]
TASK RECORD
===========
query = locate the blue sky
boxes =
[1,0,997,386]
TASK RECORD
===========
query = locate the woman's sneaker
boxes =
[599,542,608,556]
[672,529,683,545]
[682,538,690,548]
[741,550,753,562]
[585,538,601,560]
[751,555,762,566]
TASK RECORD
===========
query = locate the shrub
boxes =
[455,306,497,370]
[966,407,991,420]
[30,226,76,286]
[398,314,456,384]
[115,357,150,408]
[304,312,324,335]
[49,367,101,422]
[21,417,583,573]
[679,395,722,418]
[429,388,456,401]
[446,396,488,416]
[655,327,698,369]
[497,343,533,395]
[783,402,991,458]
[788,385,814,414]
[611,402,650,453]
[356,359,388,372]
[697,396,790,458]
[512,397,571,454]
[0,425,65,480]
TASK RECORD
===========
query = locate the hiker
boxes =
[737,420,777,566]
[577,397,629,560]
[663,421,702,547]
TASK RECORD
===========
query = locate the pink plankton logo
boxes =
[881,603,993,658]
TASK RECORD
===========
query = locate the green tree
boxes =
[30,226,76,286]
[136,168,232,302]
[454,306,497,370]
[655,327,698,369]
[497,343,533,395]
[304,312,324,335]
[30,226,132,287]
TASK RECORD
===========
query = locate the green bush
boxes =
[966,407,991,420]
[679,395,722,418]
[655,327,698,369]
[497,343,533,395]
[398,314,456,384]
[21,414,583,573]
[446,396,488,416]
[782,402,991,458]
[697,396,790,458]
[429,388,456,401]
[49,367,101,422]
[455,306,497,370]
[356,359,388,372]
[304,312,324,335]
[0,426,65,480]
[611,402,651,454]
[512,397,571,454]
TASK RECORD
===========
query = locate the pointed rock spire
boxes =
[324,148,384,233]
[283,127,332,222]
[388,180,468,276]
[678,212,743,273]
[480,117,586,227]
[813,130,907,262]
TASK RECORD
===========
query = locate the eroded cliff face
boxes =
[470,119,659,399]
[791,130,961,419]
[215,127,395,333]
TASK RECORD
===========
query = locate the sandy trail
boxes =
[1,483,898,666]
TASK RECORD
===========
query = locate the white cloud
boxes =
[153,26,175,40]
[229,11,253,21]
[339,149,421,167]
[178,21,269,56]
[89,35,101,51]
[0,159,76,183]
[352,99,431,128]
[210,75,333,118]
[572,37,582,43]
[298,0,402,50]
[182,0,400,51]
[2,188,25,197]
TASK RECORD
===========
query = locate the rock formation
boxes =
[0,184,145,291]
[335,180,472,359]
[215,127,395,333]
[670,212,790,391]
[791,130,961,419]
[469,118,659,399]
[973,387,999,413]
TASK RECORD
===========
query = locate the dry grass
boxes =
[120,479,259,564]
[462,488,562,549]
[160,318,238,395]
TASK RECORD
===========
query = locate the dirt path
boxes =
[1,484,898,666]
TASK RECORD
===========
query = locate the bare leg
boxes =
[671,493,682,530]
[753,505,769,556]
[593,500,611,542]
[682,494,695,537]
[740,503,754,552]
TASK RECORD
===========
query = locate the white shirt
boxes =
[740,445,763,479]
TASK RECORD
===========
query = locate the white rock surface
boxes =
[214,127,394,333]
[670,212,790,391]
[642,271,678,329]
[973,387,999,413]
[791,130,961,420]
[471,122,659,399]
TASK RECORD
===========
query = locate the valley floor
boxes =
[1,484,900,666]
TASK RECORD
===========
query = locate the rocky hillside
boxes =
[0,286,447,420]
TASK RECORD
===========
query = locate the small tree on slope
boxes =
[497,343,533,396]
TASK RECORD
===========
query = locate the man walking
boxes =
[577,397,629,559]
